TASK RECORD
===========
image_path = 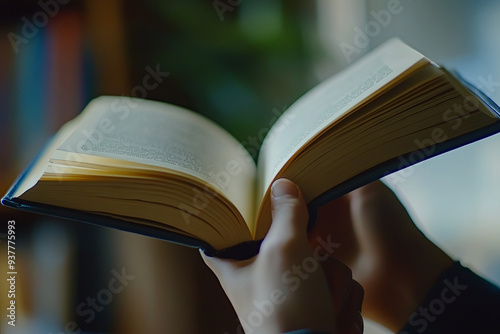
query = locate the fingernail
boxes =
[271,179,299,199]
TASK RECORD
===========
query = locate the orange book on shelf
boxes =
[46,11,85,132]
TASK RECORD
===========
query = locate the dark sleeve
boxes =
[398,261,500,334]
[283,331,331,334]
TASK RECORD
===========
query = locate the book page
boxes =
[256,38,428,201]
[56,96,256,225]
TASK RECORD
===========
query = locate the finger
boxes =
[200,249,243,279]
[349,180,414,228]
[320,257,353,314]
[348,180,417,251]
[265,178,309,245]
[310,196,360,266]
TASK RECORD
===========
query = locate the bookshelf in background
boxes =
[13,15,50,173]
[47,10,86,133]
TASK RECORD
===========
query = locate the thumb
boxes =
[265,178,309,244]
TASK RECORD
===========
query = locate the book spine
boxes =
[13,21,49,169]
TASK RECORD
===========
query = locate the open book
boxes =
[3,39,500,259]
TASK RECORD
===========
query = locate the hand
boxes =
[309,181,454,332]
[202,178,364,334]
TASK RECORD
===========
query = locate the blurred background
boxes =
[0,0,499,333]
